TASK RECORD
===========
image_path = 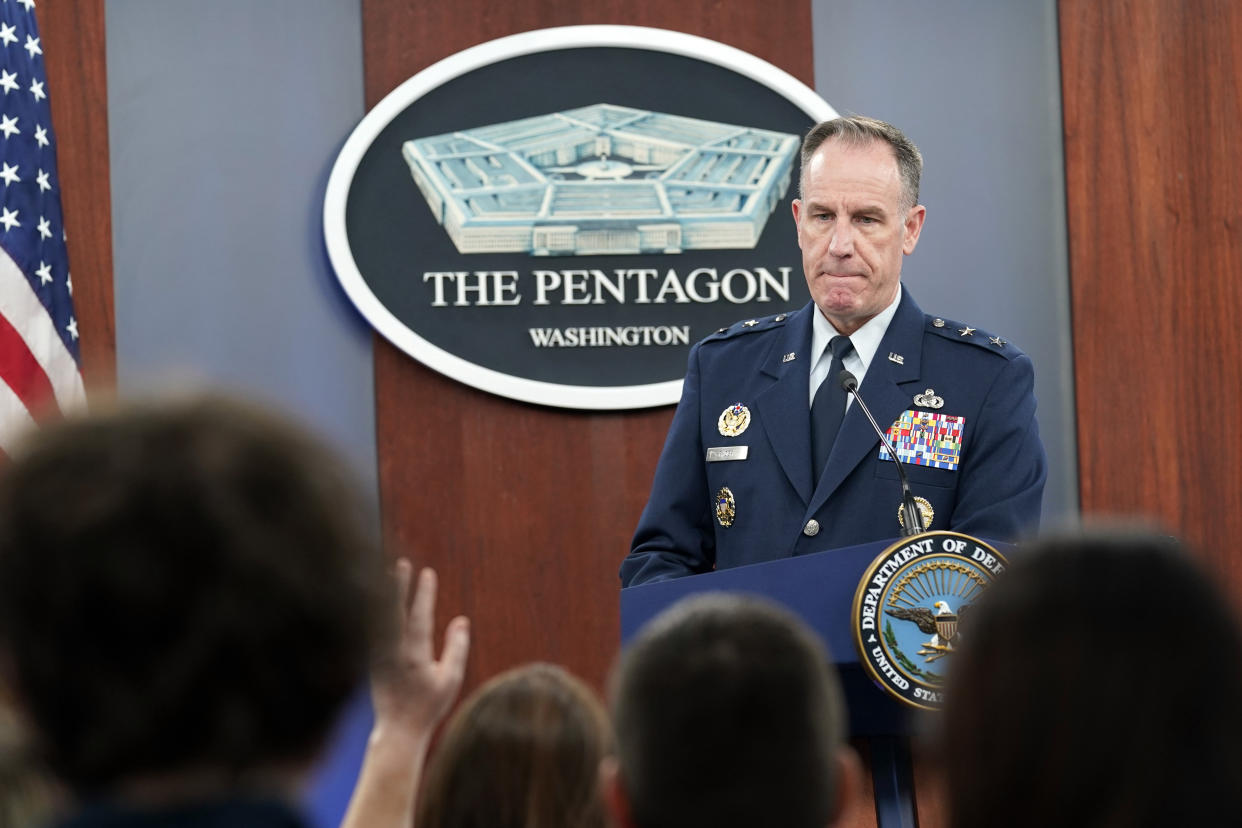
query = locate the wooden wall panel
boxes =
[362,0,815,693]
[1060,1,1242,573]
[40,0,115,392]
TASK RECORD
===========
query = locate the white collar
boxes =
[810,283,903,373]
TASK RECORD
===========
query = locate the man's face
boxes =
[791,139,925,335]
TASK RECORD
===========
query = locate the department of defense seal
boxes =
[717,402,751,437]
[714,486,736,527]
[851,531,1006,710]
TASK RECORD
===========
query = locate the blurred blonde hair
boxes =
[416,663,611,828]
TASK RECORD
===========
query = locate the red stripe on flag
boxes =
[0,311,58,418]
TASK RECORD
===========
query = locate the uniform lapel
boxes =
[807,291,925,516]
[752,304,815,504]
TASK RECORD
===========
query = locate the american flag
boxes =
[0,0,83,456]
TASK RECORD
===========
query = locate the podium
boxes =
[620,537,938,828]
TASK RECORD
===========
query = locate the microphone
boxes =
[838,370,926,536]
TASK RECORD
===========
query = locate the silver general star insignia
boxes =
[717,402,751,437]
[989,335,1006,347]
[958,326,976,337]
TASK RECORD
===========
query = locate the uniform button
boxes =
[803,519,820,537]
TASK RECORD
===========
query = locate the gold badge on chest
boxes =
[718,402,750,437]
[897,496,935,531]
[715,486,736,527]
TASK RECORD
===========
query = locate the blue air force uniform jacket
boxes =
[621,290,1047,586]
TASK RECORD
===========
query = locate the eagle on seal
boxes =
[886,600,971,662]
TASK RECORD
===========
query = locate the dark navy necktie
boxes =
[811,335,855,477]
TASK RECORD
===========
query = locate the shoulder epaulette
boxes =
[701,311,792,344]
[924,315,1021,358]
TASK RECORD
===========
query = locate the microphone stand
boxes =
[838,370,925,537]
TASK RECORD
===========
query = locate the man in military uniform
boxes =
[621,116,1046,586]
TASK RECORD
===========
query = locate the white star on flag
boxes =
[0,162,17,185]
[35,168,48,191]
[33,122,46,146]
[0,206,19,230]
[0,113,17,137]
[0,23,15,47]
[28,77,42,101]
[22,34,38,59]
[34,260,49,284]
[0,69,17,93]
[36,215,50,238]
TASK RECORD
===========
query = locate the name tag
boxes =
[706,446,748,462]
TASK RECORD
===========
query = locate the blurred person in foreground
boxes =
[0,700,61,827]
[342,563,608,828]
[942,530,1242,828]
[601,594,862,828]
[415,663,610,828]
[0,395,395,827]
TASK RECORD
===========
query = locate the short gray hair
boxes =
[799,115,923,209]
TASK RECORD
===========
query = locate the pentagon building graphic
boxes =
[402,104,800,256]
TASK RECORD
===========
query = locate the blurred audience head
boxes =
[415,662,611,828]
[943,529,1242,828]
[605,593,858,828]
[0,394,386,797]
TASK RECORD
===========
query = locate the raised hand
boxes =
[371,561,470,739]
[340,561,470,828]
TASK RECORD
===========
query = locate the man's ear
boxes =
[599,756,636,828]
[902,204,927,255]
[827,745,865,827]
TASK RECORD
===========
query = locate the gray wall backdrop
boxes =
[104,1,1076,824]
[105,0,376,487]
[812,0,1078,523]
